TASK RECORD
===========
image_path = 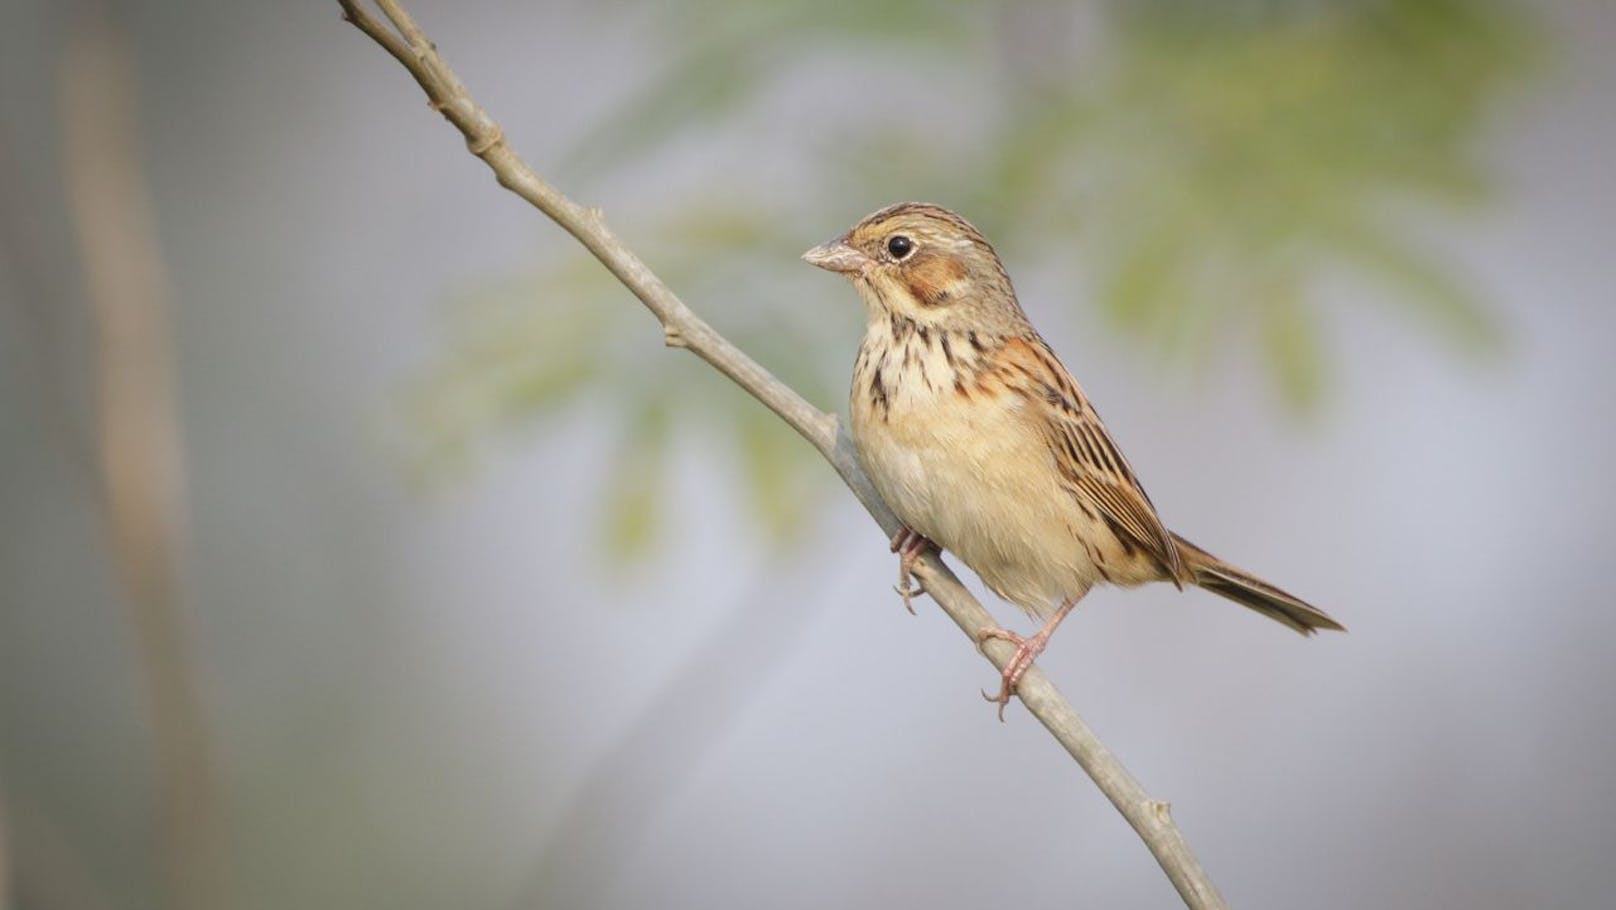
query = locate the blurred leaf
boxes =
[403,264,616,481]
[1261,276,1327,412]
[564,0,981,182]
[557,38,772,180]
[603,395,672,560]
[1099,210,1194,333]
[733,403,815,541]
[414,0,1541,561]
[1071,0,1533,400]
[1318,213,1501,353]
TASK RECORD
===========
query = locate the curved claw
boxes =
[890,526,936,615]
[978,630,1025,723]
[892,583,920,615]
[972,598,1079,722]
[981,686,1012,722]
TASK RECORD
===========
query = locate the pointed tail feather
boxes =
[1170,533,1345,635]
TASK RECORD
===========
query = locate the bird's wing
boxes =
[1001,336,1187,583]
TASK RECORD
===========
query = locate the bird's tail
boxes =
[1170,533,1345,635]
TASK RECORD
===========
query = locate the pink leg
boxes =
[978,597,1078,722]
[889,527,936,615]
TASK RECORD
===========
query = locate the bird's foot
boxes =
[975,597,1078,721]
[975,625,1054,722]
[889,526,936,615]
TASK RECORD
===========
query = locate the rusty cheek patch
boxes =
[905,255,968,308]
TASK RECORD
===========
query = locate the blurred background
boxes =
[2,1,1612,908]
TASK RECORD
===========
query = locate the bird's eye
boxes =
[886,235,914,260]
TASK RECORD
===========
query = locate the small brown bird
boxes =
[804,202,1344,718]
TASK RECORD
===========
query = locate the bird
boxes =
[802,202,1344,719]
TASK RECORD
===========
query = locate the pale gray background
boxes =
[2,2,1613,909]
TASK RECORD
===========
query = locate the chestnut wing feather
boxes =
[1003,337,1186,583]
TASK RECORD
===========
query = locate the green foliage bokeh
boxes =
[408,0,1535,557]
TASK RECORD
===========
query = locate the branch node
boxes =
[468,125,504,156]
[663,326,687,349]
[1150,800,1174,824]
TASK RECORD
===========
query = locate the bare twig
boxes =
[336,3,1228,907]
[61,11,225,910]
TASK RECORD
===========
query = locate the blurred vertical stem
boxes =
[0,792,10,910]
[60,11,225,910]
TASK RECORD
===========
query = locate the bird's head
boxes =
[802,202,1029,337]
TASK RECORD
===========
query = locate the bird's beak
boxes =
[801,238,870,276]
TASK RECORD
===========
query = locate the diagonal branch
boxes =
[336,3,1228,908]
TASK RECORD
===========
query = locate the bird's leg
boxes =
[978,597,1078,722]
[889,526,936,615]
